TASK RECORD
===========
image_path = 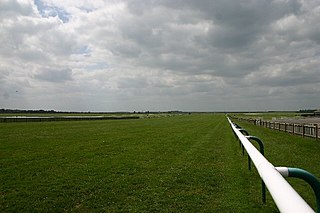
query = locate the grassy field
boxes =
[1,114,318,212]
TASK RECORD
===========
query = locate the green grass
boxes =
[1,114,317,212]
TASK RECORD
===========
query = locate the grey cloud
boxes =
[111,0,302,78]
[203,0,301,49]
[3,91,10,99]
[117,76,149,89]
[109,41,142,58]
[1,0,320,111]
[259,75,320,87]
[255,70,320,87]
[206,25,257,49]
[17,47,48,62]
[132,0,302,50]
[0,6,70,65]
[34,68,73,83]
[37,29,82,56]
[0,0,35,18]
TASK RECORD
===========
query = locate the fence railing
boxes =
[227,117,315,213]
[231,117,319,140]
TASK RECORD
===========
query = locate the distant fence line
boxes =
[231,117,319,140]
[0,116,140,123]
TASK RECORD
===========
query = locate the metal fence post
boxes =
[246,135,266,203]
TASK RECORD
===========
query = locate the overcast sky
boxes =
[1,0,320,112]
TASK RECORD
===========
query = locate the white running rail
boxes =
[228,117,314,213]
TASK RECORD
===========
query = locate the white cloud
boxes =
[0,0,319,111]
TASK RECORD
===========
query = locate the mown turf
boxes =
[1,114,281,212]
[235,119,320,211]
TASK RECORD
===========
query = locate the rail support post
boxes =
[245,136,265,156]
[276,167,320,213]
[233,123,242,129]
[246,136,266,203]
[238,129,249,156]
[239,129,249,136]
[245,135,265,171]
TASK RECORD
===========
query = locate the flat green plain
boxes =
[1,114,318,212]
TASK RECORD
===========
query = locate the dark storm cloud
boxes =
[116,0,306,80]
[126,0,301,49]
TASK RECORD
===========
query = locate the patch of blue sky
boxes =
[74,46,91,56]
[34,0,70,23]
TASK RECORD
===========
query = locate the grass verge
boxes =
[0,114,288,212]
